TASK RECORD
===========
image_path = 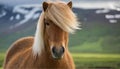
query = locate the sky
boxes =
[0,0,119,6]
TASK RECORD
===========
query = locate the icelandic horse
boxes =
[3,1,80,69]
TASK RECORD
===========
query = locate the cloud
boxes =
[0,0,43,6]
[0,0,119,6]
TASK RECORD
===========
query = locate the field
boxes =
[0,53,4,69]
[73,53,120,69]
[0,52,120,69]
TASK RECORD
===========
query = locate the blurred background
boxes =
[0,0,120,69]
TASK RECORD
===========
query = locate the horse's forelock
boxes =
[44,2,80,33]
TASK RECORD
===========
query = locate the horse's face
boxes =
[44,19,68,59]
[43,1,72,59]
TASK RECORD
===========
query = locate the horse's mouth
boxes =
[54,56,63,60]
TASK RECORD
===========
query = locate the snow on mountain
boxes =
[109,19,117,23]
[10,4,42,29]
[10,16,14,21]
[0,10,7,18]
[16,14,20,20]
[105,14,120,19]
[73,1,120,10]
[95,9,110,14]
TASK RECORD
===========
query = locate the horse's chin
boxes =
[52,53,64,60]
[53,56,63,60]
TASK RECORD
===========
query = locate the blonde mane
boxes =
[32,12,45,56]
[44,1,80,33]
[32,1,80,56]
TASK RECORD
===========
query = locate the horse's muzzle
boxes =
[51,46,65,59]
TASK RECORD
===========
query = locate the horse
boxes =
[3,1,80,69]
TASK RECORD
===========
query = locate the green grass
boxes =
[69,38,103,53]
[0,52,5,69]
[73,53,120,69]
[69,36,120,54]
[0,52,120,69]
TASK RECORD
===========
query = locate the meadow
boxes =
[0,52,120,69]
[73,53,120,69]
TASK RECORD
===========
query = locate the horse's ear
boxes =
[67,1,72,9]
[43,2,49,11]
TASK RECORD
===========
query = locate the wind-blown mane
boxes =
[33,1,80,56]
[45,1,80,33]
[32,13,45,56]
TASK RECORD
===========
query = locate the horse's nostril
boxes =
[60,46,65,54]
[52,47,56,54]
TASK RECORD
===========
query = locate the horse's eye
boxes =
[45,22,50,26]
[44,19,50,26]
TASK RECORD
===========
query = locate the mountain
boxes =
[0,4,120,53]
[0,4,42,37]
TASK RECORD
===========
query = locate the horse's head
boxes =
[32,1,79,59]
[42,1,80,59]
